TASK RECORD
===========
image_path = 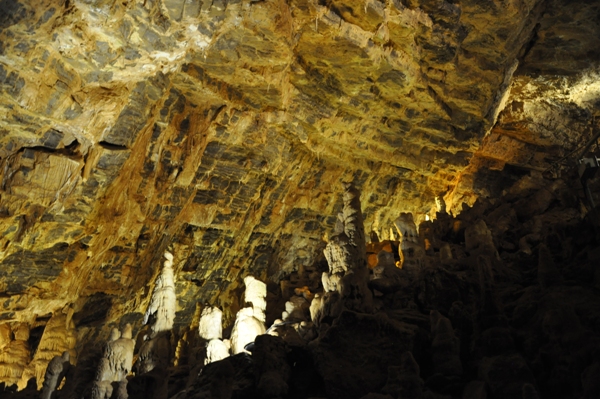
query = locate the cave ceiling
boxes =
[0,0,599,332]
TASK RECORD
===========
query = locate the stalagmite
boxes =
[130,252,177,399]
[199,306,230,364]
[205,339,230,365]
[108,324,135,381]
[230,307,266,355]
[321,183,373,315]
[115,379,129,399]
[0,323,31,387]
[0,325,11,351]
[309,294,325,326]
[91,358,114,399]
[40,351,70,399]
[341,182,367,268]
[430,310,462,376]
[135,333,171,375]
[144,252,177,336]
[243,276,267,323]
[465,220,499,259]
[394,212,425,270]
[323,233,352,292]
[435,196,447,214]
[199,307,223,341]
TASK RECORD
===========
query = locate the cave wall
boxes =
[0,0,598,390]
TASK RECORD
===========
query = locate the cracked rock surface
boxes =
[0,0,599,393]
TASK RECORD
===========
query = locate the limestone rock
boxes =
[381,351,424,399]
[310,311,418,399]
[252,335,290,399]
[430,311,462,376]
[205,339,230,365]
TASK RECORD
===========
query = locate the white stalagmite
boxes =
[199,307,223,340]
[243,276,267,323]
[107,324,135,381]
[144,252,176,335]
[230,307,266,354]
[205,339,230,365]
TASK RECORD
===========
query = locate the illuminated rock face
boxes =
[0,0,599,396]
[1,0,597,338]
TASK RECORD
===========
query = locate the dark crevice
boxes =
[21,139,82,159]
[427,86,453,118]
[515,22,542,70]
[28,325,46,356]
[98,140,129,151]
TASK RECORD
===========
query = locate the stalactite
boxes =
[19,308,76,390]
[0,323,31,387]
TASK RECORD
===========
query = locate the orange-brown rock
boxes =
[0,0,599,392]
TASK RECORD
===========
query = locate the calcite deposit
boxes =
[1,0,600,397]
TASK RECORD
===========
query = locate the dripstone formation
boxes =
[1,178,599,399]
[1,0,600,398]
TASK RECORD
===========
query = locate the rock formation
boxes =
[198,307,229,365]
[106,324,135,382]
[243,276,267,323]
[394,212,425,270]
[90,358,114,399]
[230,307,266,355]
[144,252,177,337]
[319,183,373,318]
[198,307,223,341]
[0,0,600,396]
[430,311,462,376]
[40,351,70,399]
[229,276,268,355]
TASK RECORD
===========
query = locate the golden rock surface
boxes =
[0,0,598,387]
